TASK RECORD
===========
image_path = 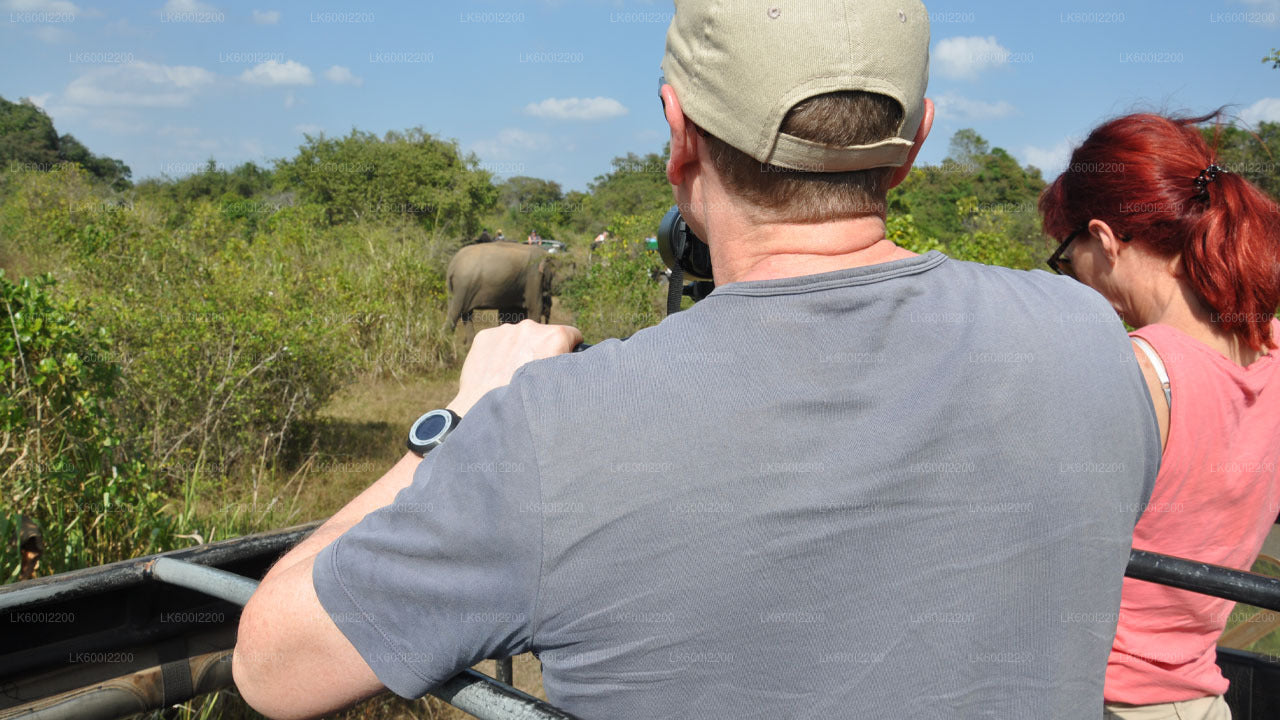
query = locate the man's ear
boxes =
[1089,219,1124,266]
[661,84,699,187]
[888,97,934,189]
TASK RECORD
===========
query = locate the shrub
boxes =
[561,216,667,342]
[0,271,174,580]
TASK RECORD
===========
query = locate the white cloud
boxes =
[1240,97,1280,125]
[294,123,323,136]
[283,92,297,108]
[25,93,51,109]
[251,8,279,24]
[471,128,549,157]
[524,97,628,121]
[241,59,314,86]
[323,65,363,86]
[64,61,215,108]
[934,93,1015,121]
[1021,138,1076,178]
[3,0,79,12]
[933,36,1011,81]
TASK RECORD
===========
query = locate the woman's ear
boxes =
[1088,219,1124,267]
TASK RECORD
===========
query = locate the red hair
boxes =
[1039,112,1280,350]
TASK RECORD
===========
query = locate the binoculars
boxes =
[657,206,715,302]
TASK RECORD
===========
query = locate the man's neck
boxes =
[707,214,919,285]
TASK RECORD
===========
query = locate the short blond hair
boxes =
[704,91,904,223]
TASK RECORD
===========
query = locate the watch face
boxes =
[411,411,450,444]
[408,409,459,455]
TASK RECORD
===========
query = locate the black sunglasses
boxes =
[1046,226,1088,276]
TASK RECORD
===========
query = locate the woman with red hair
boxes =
[1040,112,1280,720]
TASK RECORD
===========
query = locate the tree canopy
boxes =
[890,128,1047,248]
[274,127,496,236]
[1203,120,1280,201]
[0,95,131,190]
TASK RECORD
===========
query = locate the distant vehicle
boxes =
[536,239,566,254]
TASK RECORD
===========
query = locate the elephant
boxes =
[446,242,554,335]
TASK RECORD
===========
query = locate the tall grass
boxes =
[0,164,463,579]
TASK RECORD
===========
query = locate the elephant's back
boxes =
[450,243,540,277]
[447,243,541,304]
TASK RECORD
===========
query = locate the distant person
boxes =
[593,229,610,247]
[476,229,492,244]
[527,230,540,245]
[1040,111,1280,720]
[234,2,1159,718]
[495,229,506,242]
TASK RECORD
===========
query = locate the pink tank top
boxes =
[1105,319,1280,704]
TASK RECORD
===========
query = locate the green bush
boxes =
[0,271,174,579]
[887,206,1037,271]
[561,216,667,342]
[275,127,496,236]
[0,166,466,483]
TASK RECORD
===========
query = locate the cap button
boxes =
[767,7,781,19]
[898,9,907,22]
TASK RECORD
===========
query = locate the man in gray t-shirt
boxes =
[233,2,1160,718]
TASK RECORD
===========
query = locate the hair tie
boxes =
[1193,163,1225,198]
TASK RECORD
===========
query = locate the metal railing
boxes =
[150,558,579,720]
[0,523,580,720]
[3,522,1278,720]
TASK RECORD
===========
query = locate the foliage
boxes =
[1203,120,1280,201]
[1265,48,1280,69]
[275,128,496,236]
[890,128,1048,256]
[485,175,581,241]
[578,149,672,235]
[0,95,131,190]
[0,164,463,490]
[885,213,945,255]
[887,203,1037,270]
[561,221,666,342]
[133,159,277,234]
[0,272,175,579]
[946,197,1039,269]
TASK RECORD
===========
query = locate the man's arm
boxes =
[230,452,418,720]
[232,320,581,720]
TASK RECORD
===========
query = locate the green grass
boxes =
[1222,554,1280,656]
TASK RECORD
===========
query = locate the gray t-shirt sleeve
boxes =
[312,382,542,699]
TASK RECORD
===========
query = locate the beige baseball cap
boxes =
[661,0,930,173]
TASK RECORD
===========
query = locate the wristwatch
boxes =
[406,408,461,457]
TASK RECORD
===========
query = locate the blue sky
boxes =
[3,0,1279,192]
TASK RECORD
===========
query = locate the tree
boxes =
[275,128,497,236]
[1265,48,1280,69]
[496,176,569,236]
[1203,121,1280,201]
[0,95,131,189]
[947,128,990,169]
[890,128,1047,249]
[581,148,672,233]
[0,97,59,171]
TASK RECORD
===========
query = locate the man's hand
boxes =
[447,320,583,416]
